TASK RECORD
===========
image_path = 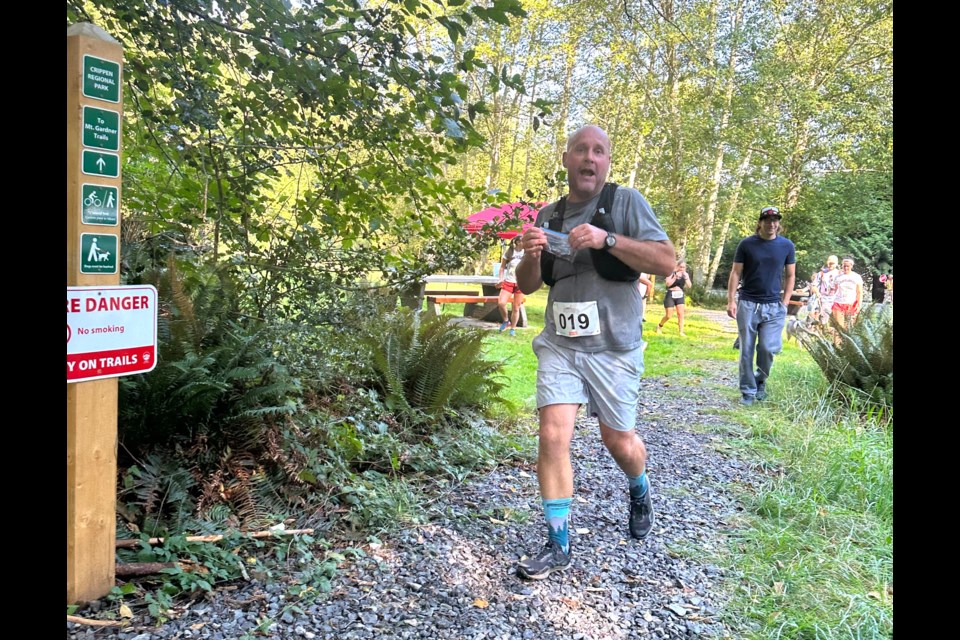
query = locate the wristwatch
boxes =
[604,233,616,250]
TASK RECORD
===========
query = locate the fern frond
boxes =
[798,305,893,408]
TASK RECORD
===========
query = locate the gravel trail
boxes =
[69,310,762,640]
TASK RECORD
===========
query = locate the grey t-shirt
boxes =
[534,186,669,352]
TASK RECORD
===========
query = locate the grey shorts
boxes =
[532,334,644,431]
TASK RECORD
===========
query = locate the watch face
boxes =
[605,234,616,248]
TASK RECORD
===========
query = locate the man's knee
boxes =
[539,427,572,457]
[601,426,644,457]
[757,342,778,358]
[538,409,575,443]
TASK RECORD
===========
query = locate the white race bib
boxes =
[671,289,684,299]
[553,301,601,337]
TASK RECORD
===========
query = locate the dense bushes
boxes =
[359,308,511,423]
[116,257,524,540]
[685,283,729,310]
[797,304,893,408]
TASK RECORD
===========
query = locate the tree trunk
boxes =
[115,562,181,577]
[115,528,315,549]
[552,42,578,196]
[522,60,541,195]
[783,118,809,210]
[627,129,646,190]
[692,0,744,286]
[663,0,687,244]
[707,148,753,287]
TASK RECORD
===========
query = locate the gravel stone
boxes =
[68,310,755,639]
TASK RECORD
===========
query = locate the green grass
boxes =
[428,287,549,416]
[484,288,548,413]
[722,368,893,639]
[460,295,892,638]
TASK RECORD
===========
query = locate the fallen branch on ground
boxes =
[66,614,127,627]
[115,561,181,577]
[115,528,314,549]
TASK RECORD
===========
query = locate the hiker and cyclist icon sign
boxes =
[81,184,118,225]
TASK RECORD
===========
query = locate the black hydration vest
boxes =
[540,183,641,286]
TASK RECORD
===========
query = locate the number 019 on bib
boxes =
[552,301,601,337]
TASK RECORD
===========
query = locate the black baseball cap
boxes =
[759,206,782,220]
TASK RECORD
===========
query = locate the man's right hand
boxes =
[521,227,547,259]
[726,301,737,319]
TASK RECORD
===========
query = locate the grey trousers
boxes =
[736,300,787,397]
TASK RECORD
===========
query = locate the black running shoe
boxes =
[629,489,654,539]
[756,379,767,401]
[516,540,571,580]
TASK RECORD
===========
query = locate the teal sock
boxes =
[543,497,572,554]
[628,471,649,498]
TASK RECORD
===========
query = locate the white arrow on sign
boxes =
[96,157,106,170]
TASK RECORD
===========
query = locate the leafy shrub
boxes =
[797,304,893,407]
[120,257,301,446]
[270,285,398,388]
[686,283,728,310]
[358,308,511,424]
[117,258,306,533]
[119,454,197,537]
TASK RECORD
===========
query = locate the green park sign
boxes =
[80,233,118,274]
[83,106,120,151]
[82,150,119,178]
[81,184,119,226]
[82,55,120,103]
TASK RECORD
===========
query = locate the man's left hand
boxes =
[569,224,602,251]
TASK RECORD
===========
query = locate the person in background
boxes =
[726,206,796,406]
[514,124,675,580]
[831,257,863,329]
[811,255,840,325]
[871,272,886,304]
[655,261,689,336]
[497,236,525,336]
[637,272,653,352]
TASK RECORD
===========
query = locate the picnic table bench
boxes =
[423,289,481,297]
[422,275,527,327]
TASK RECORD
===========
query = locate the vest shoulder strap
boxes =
[589,183,641,282]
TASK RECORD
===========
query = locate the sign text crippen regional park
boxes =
[67,285,158,383]
[82,55,120,103]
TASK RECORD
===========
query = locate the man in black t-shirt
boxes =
[726,206,796,405]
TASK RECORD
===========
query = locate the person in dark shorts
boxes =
[656,261,688,336]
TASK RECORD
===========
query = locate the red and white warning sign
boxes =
[67,285,158,383]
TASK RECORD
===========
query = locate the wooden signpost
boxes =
[67,22,125,604]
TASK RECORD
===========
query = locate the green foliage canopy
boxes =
[785,170,893,281]
[68,0,530,320]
